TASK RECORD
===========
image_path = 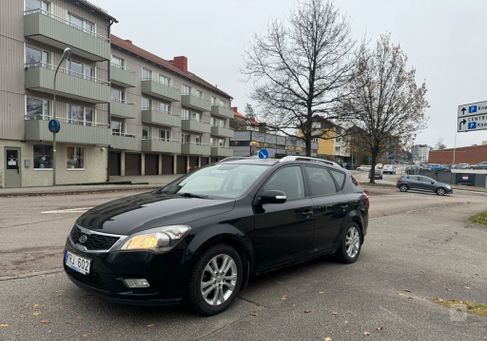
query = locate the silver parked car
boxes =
[396,175,453,196]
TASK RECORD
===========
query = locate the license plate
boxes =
[65,250,91,275]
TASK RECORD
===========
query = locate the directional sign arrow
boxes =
[461,107,466,115]
[459,118,467,130]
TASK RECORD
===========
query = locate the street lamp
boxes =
[52,47,71,186]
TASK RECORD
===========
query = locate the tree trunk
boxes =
[369,149,378,184]
[305,138,312,156]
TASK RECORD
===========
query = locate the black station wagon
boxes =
[64,156,369,315]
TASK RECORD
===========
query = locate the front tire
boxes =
[436,188,446,196]
[399,184,408,192]
[336,223,362,263]
[187,244,243,315]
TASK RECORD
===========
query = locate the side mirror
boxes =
[259,190,287,204]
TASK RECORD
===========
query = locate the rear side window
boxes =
[329,169,346,189]
[262,166,305,201]
[304,166,337,196]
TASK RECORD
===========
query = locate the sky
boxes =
[101,0,487,149]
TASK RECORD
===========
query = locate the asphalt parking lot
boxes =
[0,187,486,340]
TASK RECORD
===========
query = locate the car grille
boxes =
[70,225,120,251]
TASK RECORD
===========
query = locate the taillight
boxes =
[363,191,370,209]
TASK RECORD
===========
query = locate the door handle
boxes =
[300,209,314,217]
[339,204,349,210]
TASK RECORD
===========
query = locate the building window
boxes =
[142,127,151,140]
[191,111,201,122]
[111,88,125,102]
[193,89,203,98]
[68,13,95,34]
[69,104,94,126]
[195,135,202,145]
[159,102,171,114]
[33,144,53,169]
[26,97,50,120]
[182,133,190,144]
[181,84,191,95]
[211,96,217,106]
[111,55,125,69]
[181,109,190,120]
[67,146,84,169]
[142,68,152,80]
[159,74,171,86]
[142,97,150,110]
[218,138,225,147]
[111,119,125,135]
[218,99,227,107]
[159,129,171,141]
[67,59,94,80]
[25,0,49,12]
[26,46,49,66]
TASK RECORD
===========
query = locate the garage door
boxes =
[125,153,141,176]
[177,156,187,174]
[162,154,173,174]
[144,154,158,175]
[109,152,121,176]
[189,156,198,172]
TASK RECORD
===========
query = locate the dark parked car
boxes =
[396,175,453,196]
[64,156,369,315]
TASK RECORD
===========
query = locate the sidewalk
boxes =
[0,175,181,197]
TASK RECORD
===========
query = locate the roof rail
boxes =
[279,156,342,168]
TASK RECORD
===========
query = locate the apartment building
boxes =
[412,144,431,164]
[312,121,350,165]
[0,0,233,188]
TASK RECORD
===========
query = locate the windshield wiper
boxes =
[177,192,210,199]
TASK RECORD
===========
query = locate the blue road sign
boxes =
[258,148,269,159]
[468,122,477,130]
[469,105,477,113]
[48,119,61,133]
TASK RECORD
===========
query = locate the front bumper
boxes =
[63,240,186,306]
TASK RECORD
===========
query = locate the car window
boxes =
[329,169,346,189]
[304,166,337,196]
[262,166,305,201]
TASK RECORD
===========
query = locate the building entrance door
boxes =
[5,148,21,188]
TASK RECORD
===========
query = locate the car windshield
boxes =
[159,163,270,199]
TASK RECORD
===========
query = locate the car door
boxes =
[304,165,347,252]
[251,165,315,270]
[416,176,431,191]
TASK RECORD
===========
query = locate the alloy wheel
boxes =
[345,226,361,259]
[200,254,238,306]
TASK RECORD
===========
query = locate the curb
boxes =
[0,185,160,197]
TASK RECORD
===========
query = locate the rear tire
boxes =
[436,188,446,196]
[399,184,408,192]
[187,244,242,315]
[336,223,362,264]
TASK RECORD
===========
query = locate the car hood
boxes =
[76,191,235,235]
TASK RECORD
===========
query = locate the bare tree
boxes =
[346,34,428,183]
[243,0,356,156]
[434,138,447,150]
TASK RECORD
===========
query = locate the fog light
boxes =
[123,278,150,288]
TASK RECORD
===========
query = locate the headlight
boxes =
[446,185,452,189]
[117,225,191,252]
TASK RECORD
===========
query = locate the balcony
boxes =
[142,110,181,127]
[181,95,211,112]
[211,105,234,119]
[211,126,233,138]
[25,118,110,145]
[142,139,181,154]
[110,132,139,151]
[211,147,233,157]
[24,10,110,61]
[141,80,181,102]
[25,64,110,103]
[181,143,211,156]
[110,65,136,88]
[181,120,211,134]
[110,100,136,119]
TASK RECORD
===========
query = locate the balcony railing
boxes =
[24,9,111,61]
[26,62,109,85]
[25,9,109,41]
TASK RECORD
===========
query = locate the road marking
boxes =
[41,207,93,214]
